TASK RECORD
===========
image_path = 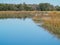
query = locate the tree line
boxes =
[0,3,60,11]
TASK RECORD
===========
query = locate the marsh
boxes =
[0,11,60,45]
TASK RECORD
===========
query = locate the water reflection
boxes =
[0,17,60,39]
[0,17,60,45]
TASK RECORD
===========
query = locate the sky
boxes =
[0,0,60,6]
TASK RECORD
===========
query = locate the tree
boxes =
[0,3,60,11]
[16,4,23,11]
[0,4,17,11]
[38,3,55,11]
[23,2,32,11]
[55,6,60,11]
[23,2,28,11]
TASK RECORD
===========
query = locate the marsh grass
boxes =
[42,19,60,38]
[0,11,36,18]
[32,11,60,38]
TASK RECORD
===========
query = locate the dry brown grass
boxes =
[0,11,60,15]
[32,11,60,38]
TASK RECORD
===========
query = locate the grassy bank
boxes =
[32,11,60,38]
[0,11,60,18]
[0,11,35,18]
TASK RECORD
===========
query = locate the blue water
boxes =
[0,18,60,45]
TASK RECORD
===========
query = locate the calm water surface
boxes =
[0,18,60,45]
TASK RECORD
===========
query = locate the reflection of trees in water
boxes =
[32,18,60,39]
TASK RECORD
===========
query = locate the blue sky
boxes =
[0,0,60,6]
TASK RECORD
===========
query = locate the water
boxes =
[0,18,60,45]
